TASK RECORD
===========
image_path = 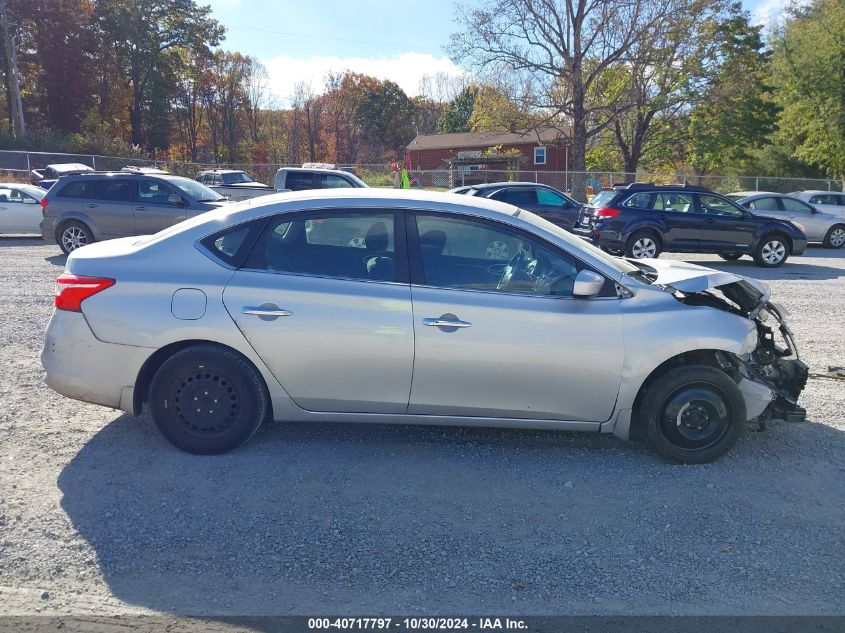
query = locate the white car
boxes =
[0,183,47,234]
[789,190,845,218]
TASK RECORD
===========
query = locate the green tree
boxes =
[685,8,777,175]
[469,85,533,132]
[354,79,415,159]
[436,85,477,134]
[770,0,845,182]
[96,0,224,150]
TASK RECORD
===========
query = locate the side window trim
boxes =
[240,207,410,284]
[406,209,614,298]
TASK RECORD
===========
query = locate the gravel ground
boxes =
[0,236,843,617]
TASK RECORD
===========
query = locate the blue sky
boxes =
[204,0,789,105]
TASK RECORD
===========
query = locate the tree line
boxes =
[0,0,842,186]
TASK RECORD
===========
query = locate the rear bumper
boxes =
[39,217,57,244]
[41,310,151,412]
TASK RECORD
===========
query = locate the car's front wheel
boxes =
[823,224,845,248]
[753,234,789,267]
[148,345,270,454]
[639,366,746,464]
[58,221,94,254]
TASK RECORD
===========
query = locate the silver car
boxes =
[728,192,845,248]
[40,172,229,253]
[788,190,845,218]
[41,190,808,463]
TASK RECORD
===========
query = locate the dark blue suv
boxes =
[572,183,807,267]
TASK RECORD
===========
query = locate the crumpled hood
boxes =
[631,258,769,305]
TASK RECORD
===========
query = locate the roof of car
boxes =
[470,181,558,189]
[729,191,778,198]
[278,166,355,175]
[794,190,830,195]
[197,169,245,174]
[611,182,712,192]
[45,163,94,172]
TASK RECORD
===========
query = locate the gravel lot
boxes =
[0,236,843,617]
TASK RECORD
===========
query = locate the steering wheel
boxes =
[497,251,525,291]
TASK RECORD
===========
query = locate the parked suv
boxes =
[573,183,807,267]
[274,166,367,191]
[451,182,582,231]
[40,172,229,253]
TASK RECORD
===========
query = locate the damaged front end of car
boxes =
[681,278,808,427]
[628,259,809,427]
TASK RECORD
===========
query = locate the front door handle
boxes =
[135,206,146,211]
[423,317,472,328]
[86,203,97,209]
[242,306,293,319]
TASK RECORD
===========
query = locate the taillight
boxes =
[595,207,621,218]
[55,274,115,312]
[40,198,48,215]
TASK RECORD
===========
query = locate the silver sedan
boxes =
[729,192,845,248]
[41,190,808,463]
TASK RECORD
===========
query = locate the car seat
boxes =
[364,221,394,281]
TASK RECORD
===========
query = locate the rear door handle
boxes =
[86,203,97,209]
[135,206,146,211]
[423,317,472,328]
[242,306,292,318]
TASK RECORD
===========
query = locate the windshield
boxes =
[166,176,224,201]
[17,184,47,200]
[515,208,640,275]
[588,189,617,206]
[222,172,254,185]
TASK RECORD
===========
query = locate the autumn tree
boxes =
[469,84,533,132]
[96,0,223,150]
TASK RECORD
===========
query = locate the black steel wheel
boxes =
[149,345,269,454]
[639,365,746,464]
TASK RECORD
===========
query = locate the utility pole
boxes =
[0,0,25,137]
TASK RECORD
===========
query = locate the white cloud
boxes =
[261,52,466,106]
[752,0,808,29]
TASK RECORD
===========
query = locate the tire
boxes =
[57,221,94,254]
[718,252,743,261]
[624,231,661,259]
[823,224,845,249]
[639,365,746,464]
[148,345,270,454]
[753,234,789,267]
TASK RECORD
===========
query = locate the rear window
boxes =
[57,180,97,199]
[285,172,314,191]
[199,219,267,267]
[589,190,618,207]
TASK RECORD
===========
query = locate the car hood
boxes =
[214,182,272,189]
[628,258,769,307]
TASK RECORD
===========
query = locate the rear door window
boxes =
[318,174,354,188]
[748,197,782,211]
[57,180,97,199]
[780,198,813,214]
[653,193,695,213]
[622,192,654,209]
[94,180,137,202]
[491,188,539,206]
[284,172,315,191]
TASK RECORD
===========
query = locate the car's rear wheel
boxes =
[823,224,845,248]
[753,234,789,267]
[718,252,743,261]
[639,366,746,464]
[624,231,661,259]
[58,221,94,254]
[149,345,269,454]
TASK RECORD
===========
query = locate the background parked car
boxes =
[450,182,582,231]
[0,183,47,234]
[573,183,807,267]
[728,192,845,248]
[40,172,229,253]
[274,166,367,191]
[196,169,275,201]
[789,190,845,217]
[30,162,94,189]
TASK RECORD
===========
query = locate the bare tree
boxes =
[450,0,676,198]
[243,57,268,145]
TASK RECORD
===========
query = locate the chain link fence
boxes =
[1,149,842,201]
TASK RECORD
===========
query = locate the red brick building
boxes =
[405,128,570,172]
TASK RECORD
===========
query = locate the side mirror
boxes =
[572,270,605,298]
[167,193,185,205]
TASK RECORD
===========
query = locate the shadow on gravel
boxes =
[45,253,66,266]
[0,236,44,246]
[57,412,845,616]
